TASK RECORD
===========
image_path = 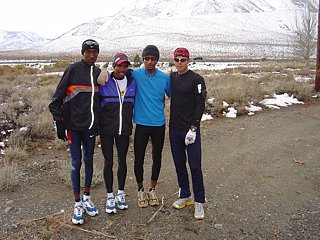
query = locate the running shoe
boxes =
[106,196,117,214]
[116,192,128,210]
[173,196,193,209]
[194,202,205,220]
[72,203,84,225]
[82,196,99,216]
[137,189,148,208]
[148,189,159,206]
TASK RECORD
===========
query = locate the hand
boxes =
[97,69,108,85]
[185,129,196,145]
[55,121,67,141]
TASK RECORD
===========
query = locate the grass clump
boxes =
[205,74,265,116]
[0,160,19,191]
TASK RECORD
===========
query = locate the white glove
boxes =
[97,68,109,85]
[185,129,196,145]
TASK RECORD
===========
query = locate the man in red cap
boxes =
[169,47,207,220]
[99,53,136,214]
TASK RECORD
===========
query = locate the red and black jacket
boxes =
[49,59,101,131]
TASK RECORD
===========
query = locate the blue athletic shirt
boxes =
[132,68,171,126]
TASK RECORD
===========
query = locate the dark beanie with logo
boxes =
[142,45,160,60]
[81,39,99,55]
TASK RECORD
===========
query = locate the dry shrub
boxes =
[42,60,69,72]
[260,60,305,70]
[209,74,264,104]
[1,74,56,143]
[204,74,265,116]
[0,65,39,78]
[4,130,29,161]
[195,68,218,76]
[18,112,55,140]
[20,84,52,114]
[0,79,14,104]
[4,146,28,161]
[261,73,314,101]
[231,66,259,75]
[57,159,104,188]
[38,74,61,87]
[6,129,28,148]
[0,160,19,191]
[13,64,40,75]
[16,82,56,140]
[0,65,12,76]
[0,91,30,130]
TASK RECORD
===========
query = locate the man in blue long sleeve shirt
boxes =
[132,45,171,208]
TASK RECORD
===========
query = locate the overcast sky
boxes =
[2,0,135,38]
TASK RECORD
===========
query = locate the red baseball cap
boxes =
[173,48,190,58]
[113,53,130,67]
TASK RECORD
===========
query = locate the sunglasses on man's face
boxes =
[83,40,99,47]
[174,58,188,63]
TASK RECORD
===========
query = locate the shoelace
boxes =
[149,191,157,200]
[118,194,125,202]
[196,203,202,212]
[138,192,146,201]
[85,199,94,206]
[108,198,116,206]
[74,206,83,215]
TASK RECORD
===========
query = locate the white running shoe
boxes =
[106,197,117,214]
[116,193,128,210]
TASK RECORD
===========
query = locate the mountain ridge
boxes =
[0,0,312,59]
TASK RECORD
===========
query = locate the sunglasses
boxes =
[83,40,99,47]
[174,58,188,63]
[143,57,157,61]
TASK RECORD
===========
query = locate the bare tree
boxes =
[315,0,320,91]
[293,0,318,67]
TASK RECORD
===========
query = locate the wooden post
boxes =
[315,0,320,91]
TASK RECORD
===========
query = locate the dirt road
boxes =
[1,100,320,239]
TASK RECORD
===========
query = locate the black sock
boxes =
[138,187,144,191]
[84,192,90,196]
[149,187,155,192]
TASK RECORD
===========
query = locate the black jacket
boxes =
[49,59,101,131]
[169,70,206,130]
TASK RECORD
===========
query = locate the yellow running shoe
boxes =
[173,197,193,209]
[148,189,159,206]
[194,202,205,220]
[137,189,148,208]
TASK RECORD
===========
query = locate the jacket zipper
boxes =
[88,66,94,129]
[114,77,127,135]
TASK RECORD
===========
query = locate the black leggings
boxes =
[100,134,129,193]
[134,124,165,184]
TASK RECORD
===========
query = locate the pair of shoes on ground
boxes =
[137,189,160,208]
[173,196,205,220]
[72,195,99,225]
[106,192,128,214]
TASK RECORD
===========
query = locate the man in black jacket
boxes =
[49,39,101,225]
[169,47,207,220]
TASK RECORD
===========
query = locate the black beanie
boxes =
[81,39,99,55]
[142,45,160,60]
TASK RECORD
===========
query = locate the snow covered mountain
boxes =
[0,29,49,50]
[0,0,313,58]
